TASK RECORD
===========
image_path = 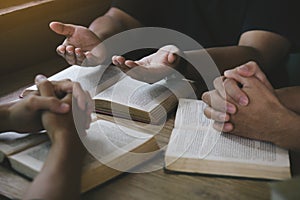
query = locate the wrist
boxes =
[275,87,300,114]
[50,129,85,154]
[0,103,13,132]
[271,107,300,150]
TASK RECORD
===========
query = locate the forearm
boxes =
[89,8,141,41]
[276,86,300,114]
[183,46,262,76]
[89,15,125,41]
[0,103,13,132]
[180,46,262,93]
[272,110,300,152]
[24,132,85,200]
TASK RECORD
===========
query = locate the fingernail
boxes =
[35,75,47,84]
[227,104,235,114]
[223,123,232,132]
[224,70,234,77]
[239,96,249,106]
[60,103,70,111]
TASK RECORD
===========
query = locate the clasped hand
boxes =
[202,62,292,144]
[6,75,93,138]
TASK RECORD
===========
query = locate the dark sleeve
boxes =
[242,0,297,50]
[111,0,166,26]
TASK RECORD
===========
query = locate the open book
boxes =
[8,119,159,192]
[165,99,291,180]
[0,132,48,163]
[22,65,195,124]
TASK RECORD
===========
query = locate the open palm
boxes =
[112,45,181,83]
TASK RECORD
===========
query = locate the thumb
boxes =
[49,21,75,37]
[167,53,177,64]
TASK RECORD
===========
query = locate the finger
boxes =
[112,55,119,65]
[224,67,249,86]
[201,91,236,114]
[85,91,94,115]
[56,45,66,57]
[85,91,93,129]
[75,48,86,65]
[112,56,132,72]
[26,95,70,113]
[72,82,88,111]
[35,75,56,97]
[52,79,73,97]
[65,45,76,65]
[167,53,177,64]
[223,78,249,106]
[236,61,273,90]
[213,76,226,99]
[213,122,234,133]
[83,52,101,66]
[125,60,139,68]
[204,106,230,122]
[224,62,273,91]
[116,56,126,66]
[49,21,75,37]
[201,91,211,105]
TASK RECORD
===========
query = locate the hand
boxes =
[35,75,93,129]
[112,45,181,83]
[23,78,86,200]
[36,77,89,144]
[217,61,274,108]
[203,75,291,144]
[3,75,93,133]
[5,92,70,133]
[202,61,274,131]
[38,76,94,117]
[50,21,102,65]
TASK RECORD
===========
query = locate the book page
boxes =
[27,141,50,163]
[167,128,290,167]
[174,98,212,129]
[9,141,97,176]
[81,120,153,164]
[9,120,155,178]
[94,78,194,111]
[166,99,290,167]
[169,99,219,158]
[0,132,48,162]
[24,65,124,97]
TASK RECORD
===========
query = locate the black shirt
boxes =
[112,0,295,49]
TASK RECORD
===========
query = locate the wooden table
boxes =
[0,59,299,200]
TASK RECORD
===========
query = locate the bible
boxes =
[8,119,159,192]
[165,99,291,180]
[22,65,194,124]
[0,132,48,162]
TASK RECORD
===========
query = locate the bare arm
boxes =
[50,7,142,65]
[276,87,300,114]
[24,129,85,200]
[89,7,141,40]
[184,30,291,77]
[112,30,290,94]
[24,77,87,200]
[202,75,300,151]
[0,96,69,133]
